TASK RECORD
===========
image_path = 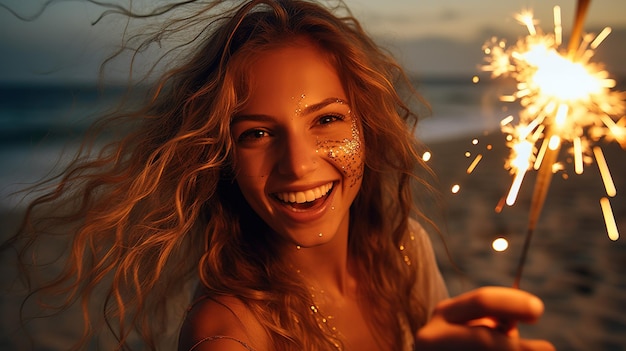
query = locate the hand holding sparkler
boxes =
[415,287,555,351]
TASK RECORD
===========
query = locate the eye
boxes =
[317,113,344,125]
[237,129,271,143]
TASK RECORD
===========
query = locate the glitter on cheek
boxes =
[315,112,364,187]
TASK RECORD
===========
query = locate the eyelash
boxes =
[236,113,347,143]
[237,129,271,142]
[317,113,345,125]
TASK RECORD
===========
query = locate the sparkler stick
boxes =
[512,0,592,289]
[512,133,559,288]
[567,0,591,57]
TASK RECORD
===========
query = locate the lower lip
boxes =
[272,185,335,224]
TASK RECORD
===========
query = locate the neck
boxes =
[281,217,354,298]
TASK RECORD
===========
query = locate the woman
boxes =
[3,0,554,350]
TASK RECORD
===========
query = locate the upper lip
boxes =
[272,181,334,204]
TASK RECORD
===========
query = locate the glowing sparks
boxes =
[573,137,584,174]
[422,151,432,162]
[503,134,534,206]
[600,197,619,241]
[554,6,563,46]
[492,237,509,252]
[479,2,625,288]
[593,146,616,197]
[451,184,461,194]
[466,154,483,174]
[482,6,625,239]
[515,10,537,36]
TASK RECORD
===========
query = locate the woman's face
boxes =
[231,40,364,248]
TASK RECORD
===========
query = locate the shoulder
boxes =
[406,218,434,253]
[178,294,268,351]
[406,218,449,309]
[406,218,440,273]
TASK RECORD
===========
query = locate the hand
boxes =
[414,286,555,351]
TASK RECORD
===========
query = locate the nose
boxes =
[277,132,318,178]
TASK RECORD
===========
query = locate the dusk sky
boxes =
[1,0,625,83]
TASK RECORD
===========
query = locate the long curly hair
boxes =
[2,0,438,350]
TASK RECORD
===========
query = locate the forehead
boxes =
[239,40,347,115]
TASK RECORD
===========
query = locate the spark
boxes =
[451,184,461,194]
[554,6,563,46]
[515,10,537,36]
[481,2,625,287]
[466,154,483,174]
[505,139,534,206]
[483,5,624,219]
[593,146,616,197]
[600,197,619,241]
[492,237,509,252]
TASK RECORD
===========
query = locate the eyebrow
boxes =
[231,97,349,125]
[301,97,349,115]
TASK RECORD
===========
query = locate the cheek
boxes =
[316,119,364,187]
[233,150,271,178]
[232,155,270,211]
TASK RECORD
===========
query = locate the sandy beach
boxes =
[1,129,625,350]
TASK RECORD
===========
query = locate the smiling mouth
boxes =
[273,182,334,207]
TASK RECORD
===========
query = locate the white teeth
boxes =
[275,182,333,204]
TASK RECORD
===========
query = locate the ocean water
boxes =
[0,84,129,210]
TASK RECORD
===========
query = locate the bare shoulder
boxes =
[178,294,268,351]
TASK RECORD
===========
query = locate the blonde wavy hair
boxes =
[2,0,438,350]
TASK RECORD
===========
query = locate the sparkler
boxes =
[481,0,625,288]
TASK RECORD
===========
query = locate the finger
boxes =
[466,316,518,336]
[417,320,517,351]
[519,339,556,351]
[418,326,553,351]
[437,286,545,324]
